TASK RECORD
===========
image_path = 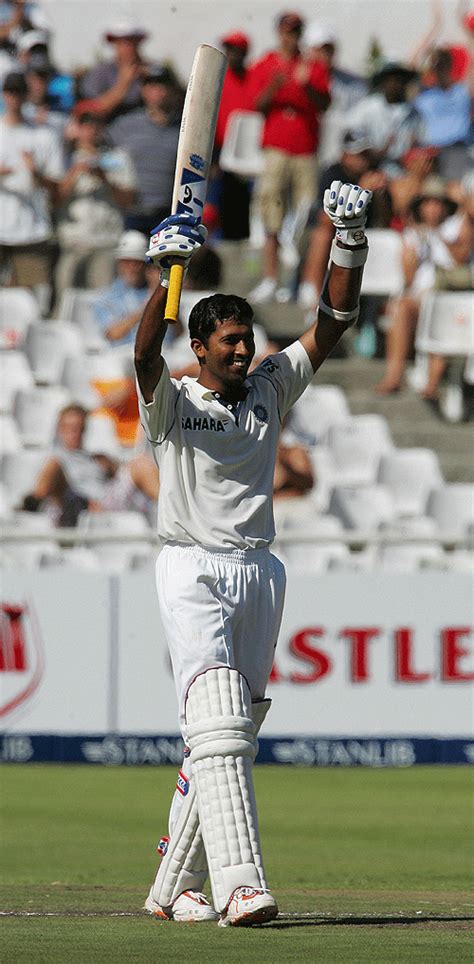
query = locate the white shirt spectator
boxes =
[57,146,136,248]
[349,93,425,174]
[0,117,63,243]
[403,213,464,295]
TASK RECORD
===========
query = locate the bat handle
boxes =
[164,261,185,323]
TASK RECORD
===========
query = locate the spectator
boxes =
[349,61,424,177]
[92,230,148,346]
[0,2,47,45]
[248,10,330,303]
[14,28,74,113]
[273,437,314,500]
[22,404,106,525]
[23,55,67,134]
[376,177,470,396]
[414,48,470,180]
[91,446,159,523]
[304,19,367,167]
[211,30,253,240]
[107,63,181,236]
[0,70,63,294]
[54,108,136,303]
[298,128,392,309]
[79,18,149,122]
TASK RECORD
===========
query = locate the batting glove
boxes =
[146,213,208,286]
[323,180,373,246]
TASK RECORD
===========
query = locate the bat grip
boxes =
[164,262,185,323]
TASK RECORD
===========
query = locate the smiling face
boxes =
[191,318,255,395]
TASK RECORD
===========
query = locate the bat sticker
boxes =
[176,167,207,218]
[189,153,205,171]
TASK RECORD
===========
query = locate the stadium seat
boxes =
[0,350,34,413]
[0,288,39,349]
[379,542,446,572]
[57,288,107,352]
[416,291,474,356]
[83,413,122,454]
[41,547,102,571]
[377,449,444,517]
[1,449,48,504]
[328,484,397,531]
[77,510,154,572]
[2,511,61,567]
[361,230,404,296]
[219,110,265,178]
[311,414,394,509]
[426,484,474,538]
[0,414,21,455]
[25,321,83,385]
[445,549,474,572]
[13,386,71,448]
[0,481,12,517]
[285,384,350,446]
[282,540,351,572]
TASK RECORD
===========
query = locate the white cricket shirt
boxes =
[137,340,314,549]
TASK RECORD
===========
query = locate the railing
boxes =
[0,527,472,549]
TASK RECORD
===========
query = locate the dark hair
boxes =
[186,245,222,289]
[431,48,452,73]
[189,294,253,345]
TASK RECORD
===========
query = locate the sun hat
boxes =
[115,231,148,261]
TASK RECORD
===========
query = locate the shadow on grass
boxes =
[262,914,474,929]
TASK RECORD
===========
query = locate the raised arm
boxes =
[300,181,372,372]
[134,214,207,401]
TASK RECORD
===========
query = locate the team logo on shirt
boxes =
[253,403,269,424]
[181,416,228,432]
[176,770,189,796]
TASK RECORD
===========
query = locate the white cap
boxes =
[105,19,148,42]
[304,20,338,48]
[17,29,49,52]
[115,231,148,261]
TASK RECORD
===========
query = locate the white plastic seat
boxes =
[1,449,48,504]
[0,351,34,413]
[57,288,107,352]
[0,414,21,455]
[13,386,70,447]
[1,511,60,568]
[361,230,404,296]
[379,543,446,572]
[312,415,394,509]
[426,484,474,537]
[83,414,121,455]
[416,291,474,356]
[377,448,444,517]
[285,384,350,446]
[25,321,84,385]
[219,110,265,178]
[77,509,152,572]
[41,547,102,571]
[445,550,474,572]
[328,484,397,531]
[0,288,39,349]
[282,540,351,572]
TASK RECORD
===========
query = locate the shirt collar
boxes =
[182,376,252,401]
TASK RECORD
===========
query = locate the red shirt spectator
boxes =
[215,31,253,149]
[249,51,330,154]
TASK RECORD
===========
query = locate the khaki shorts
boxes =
[257,148,317,235]
[0,241,54,287]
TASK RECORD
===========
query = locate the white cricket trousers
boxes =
[156,542,286,737]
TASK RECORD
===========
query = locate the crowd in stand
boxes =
[0,2,472,532]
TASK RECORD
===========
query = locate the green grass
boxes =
[1,765,473,961]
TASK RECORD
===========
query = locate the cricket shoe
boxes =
[144,888,219,922]
[219,886,278,927]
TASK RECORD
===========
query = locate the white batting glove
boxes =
[323,181,373,246]
[146,214,207,287]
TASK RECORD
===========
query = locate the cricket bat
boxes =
[164,44,227,323]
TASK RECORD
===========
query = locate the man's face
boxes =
[342,149,372,178]
[141,79,173,111]
[192,318,255,390]
[381,73,406,103]
[3,89,26,111]
[57,411,85,450]
[112,37,140,62]
[418,198,448,228]
[118,258,146,286]
[224,44,246,70]
[278,25,301,55]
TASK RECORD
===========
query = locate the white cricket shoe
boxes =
[219,886,278,927]
[248,277,277,304]
[144,888,219,922]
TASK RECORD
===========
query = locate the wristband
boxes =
[331,239,368,268]
[319,296,360,325]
